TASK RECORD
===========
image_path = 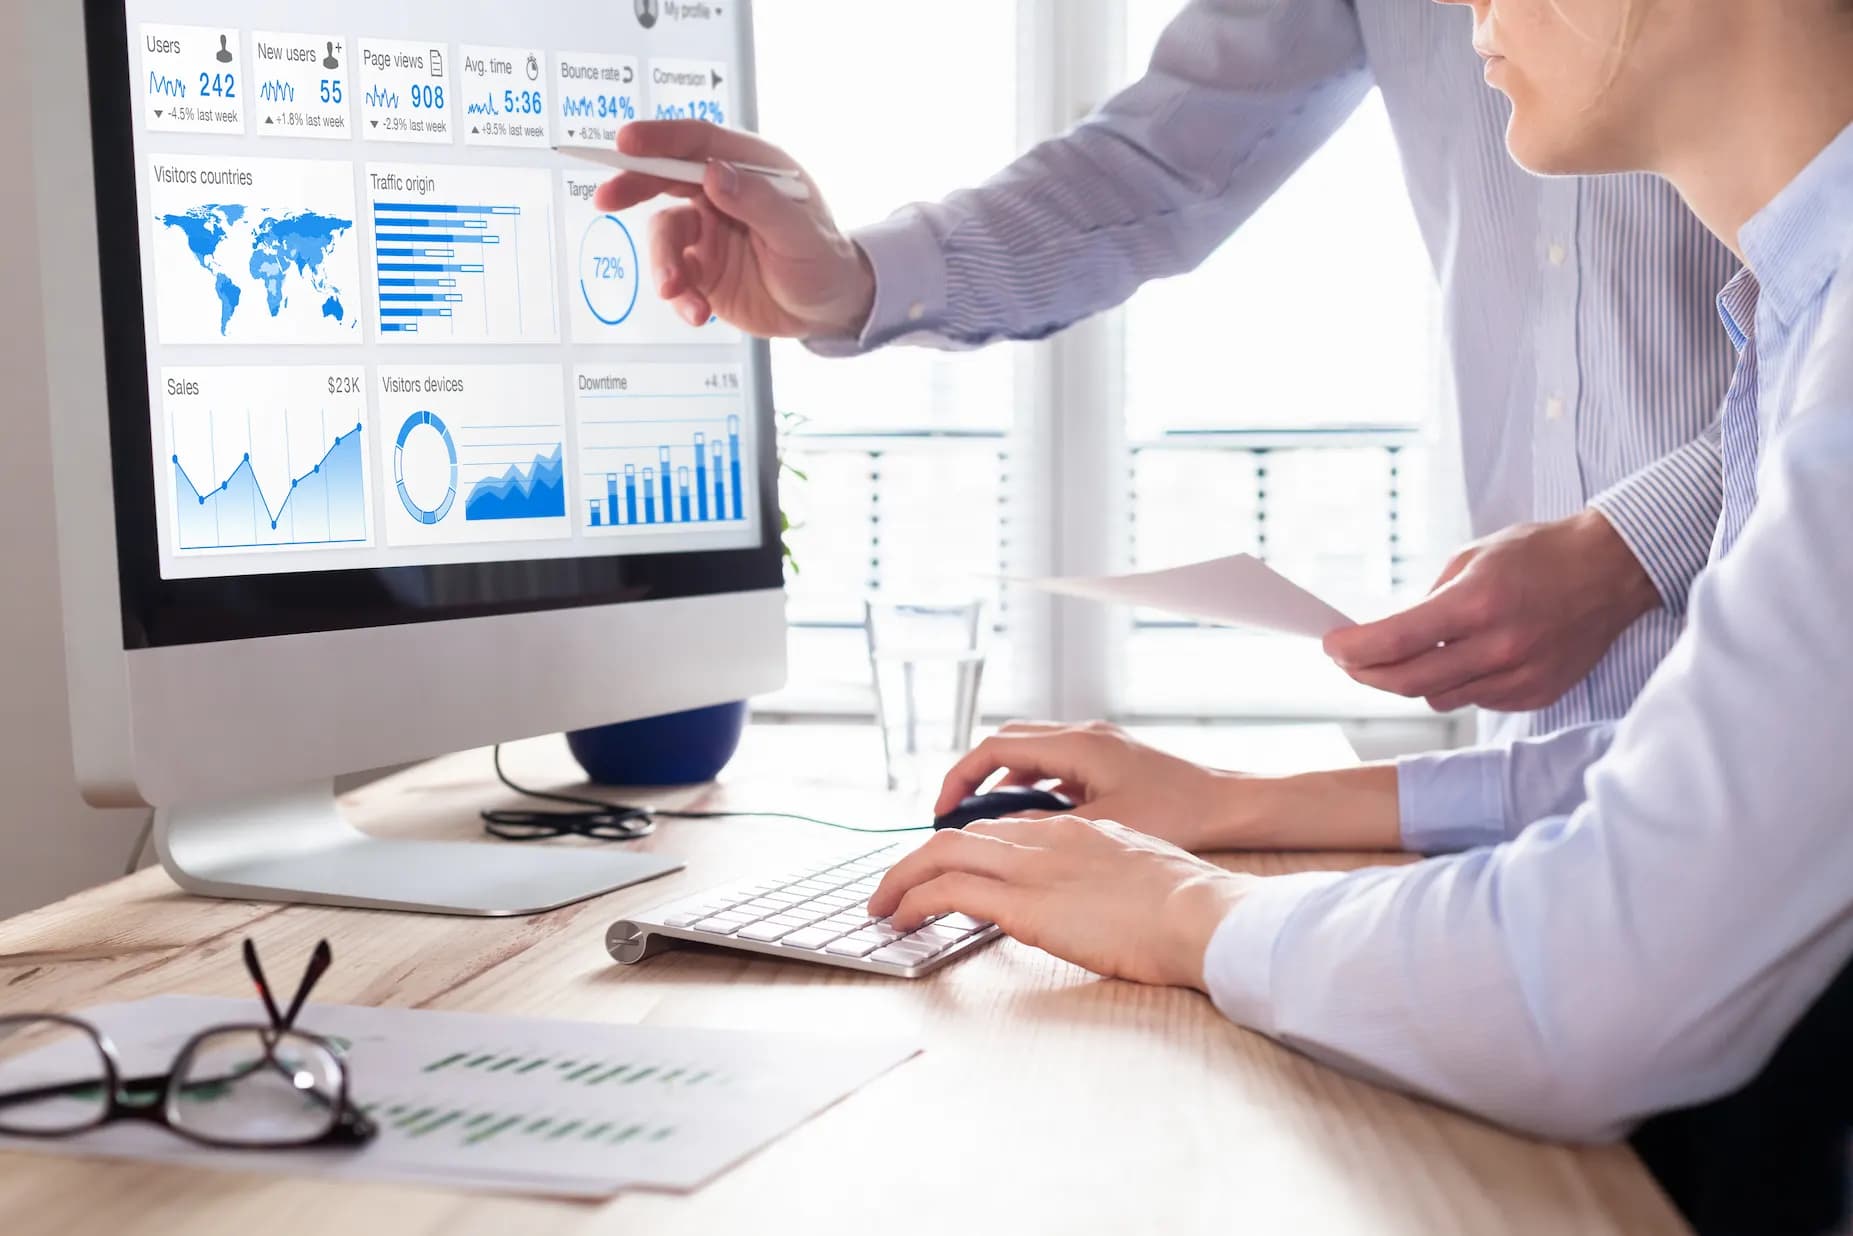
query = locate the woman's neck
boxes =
[1654,24,1853,264]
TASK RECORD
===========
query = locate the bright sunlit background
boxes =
[752,0,1460,736]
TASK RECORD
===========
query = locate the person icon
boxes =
[323,41,340,71]
[215,34,233,64]
[634,0,658,30]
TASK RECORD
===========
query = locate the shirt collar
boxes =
[1715,268,1759,353]
[1738,118,1853,327]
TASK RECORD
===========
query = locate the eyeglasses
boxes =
[0,939,376,1149]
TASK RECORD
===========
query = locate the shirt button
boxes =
[1547,242,1567,266]
[1545,396,1566,422]
[907,302,926,322]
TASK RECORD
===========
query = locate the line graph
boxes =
[164,366,373,554]
[174,426,364,549]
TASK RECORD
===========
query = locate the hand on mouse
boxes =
[867,816,1257,990]
[592,121,876,339]
[934,721,1257,852]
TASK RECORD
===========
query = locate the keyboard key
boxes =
[825,933,884,958]
[869,939,942,966]
[865,923,907,945]
[692,916,746,934]
[763,892,805,906]
[766,913,813,928]
[779,927,838,950]
[743,898,785,913]
[736,922,795,943]
[936,913,991,932]
[910,923,970,948]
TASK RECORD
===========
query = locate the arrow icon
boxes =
[265,116,274,125]
[711,69,723,88]
[370,119,378,128]
[154,109,164,117]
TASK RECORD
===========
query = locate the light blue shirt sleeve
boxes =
[809,0,1371,355]
[1396,722,1618,853]
[1204,402,1853,1143]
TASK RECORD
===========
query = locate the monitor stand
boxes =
[152,782,682,916]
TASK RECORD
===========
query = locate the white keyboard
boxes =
[605,842,1000,978]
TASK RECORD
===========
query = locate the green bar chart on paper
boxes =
[19,995,919,1199]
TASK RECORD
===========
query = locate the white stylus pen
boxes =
[552,145,812,203]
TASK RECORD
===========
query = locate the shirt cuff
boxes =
[1587,436,1724,617]
[1395,746,1509,854]
[1203,871,1348,1035]
[803,209,949,359]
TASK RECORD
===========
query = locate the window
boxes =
[1117,6,1450,719]
[753,0,1025,713]
[753,1,1454,725]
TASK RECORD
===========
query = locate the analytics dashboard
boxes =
[121,0,764,581]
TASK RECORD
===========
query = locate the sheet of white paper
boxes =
[1013,554,1354,639]
[0,996,918,1199]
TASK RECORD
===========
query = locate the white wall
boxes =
[0,3,149,918]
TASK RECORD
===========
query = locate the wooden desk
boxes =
[0,725,1686,1235]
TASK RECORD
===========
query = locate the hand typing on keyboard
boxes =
[607,843,1006,977]
[867,816,1258,991]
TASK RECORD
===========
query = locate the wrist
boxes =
[1162,871,1254,993]
[830,240,878,338]
[1574,508,1661,622]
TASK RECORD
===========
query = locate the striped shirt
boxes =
[830,0,1739,741]
[1208,118,1853,1141]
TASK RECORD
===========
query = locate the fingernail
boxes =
[713,161,740,195]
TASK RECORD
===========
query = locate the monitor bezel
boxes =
[82,0,785,651]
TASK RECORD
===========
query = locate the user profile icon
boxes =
[635,0,659,30]
[324,41,340,71]
[216,34,233,63]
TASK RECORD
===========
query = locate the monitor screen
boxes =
[86,0,783,647]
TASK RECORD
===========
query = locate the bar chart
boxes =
[573,364,753,537]
[367,163,558,344]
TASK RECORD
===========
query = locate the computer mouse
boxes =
[933,786,1077,831]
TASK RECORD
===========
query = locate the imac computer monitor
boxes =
[29,1,787,914]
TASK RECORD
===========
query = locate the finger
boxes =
[933,735,1093,816]
[867,831,1032,917]
[593,172,701,213]
[1426,549,1473,594]
[995,720,1065,735]
[617,120,803,171]
[1426,667,1555,714]
[1344,635,1516,700]
[888,872,1018,933]
[1323,586,1476,670]
[648,206,705,299]
[701,160,821,256]
[669,290,713,327]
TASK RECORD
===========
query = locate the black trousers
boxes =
[1631,953,1853,1236]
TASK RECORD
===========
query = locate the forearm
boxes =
[1197,765,1402,853]
[812,0,1370,355]
[1588,428,1724,616]
[1396,721,1617,853]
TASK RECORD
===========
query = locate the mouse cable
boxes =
[480,744,934,843]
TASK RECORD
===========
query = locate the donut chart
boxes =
[393,409,458,525]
